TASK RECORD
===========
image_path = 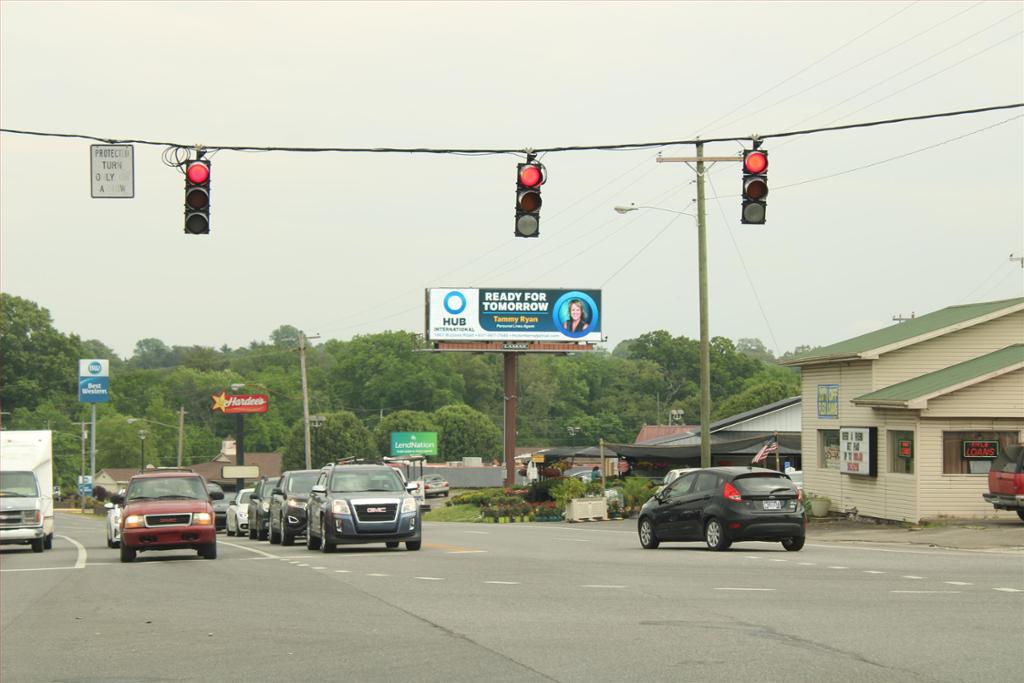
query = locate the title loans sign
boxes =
[426,288,602,343]
[210,392,269,414]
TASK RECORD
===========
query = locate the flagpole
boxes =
[773,431,780,471]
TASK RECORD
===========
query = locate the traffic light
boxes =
[741,149,768,225]
[515,160,546,237]
[184,158,211,234]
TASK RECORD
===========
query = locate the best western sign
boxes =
[211,392,269,414]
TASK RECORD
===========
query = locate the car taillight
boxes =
[723,482,743,502]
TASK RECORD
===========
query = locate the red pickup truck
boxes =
[112,470,221,562]
[983,444,1024,522]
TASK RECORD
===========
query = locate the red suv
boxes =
[983,444,1024,522]
[112,470,221,562]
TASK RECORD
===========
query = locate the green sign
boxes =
[817,384,839,419]
[391,432,438,456]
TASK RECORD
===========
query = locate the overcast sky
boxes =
[2,1,1022,359]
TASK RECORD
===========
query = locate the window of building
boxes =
[942,431,1019,474]
[819,430,840,470]
[889,430,914,474]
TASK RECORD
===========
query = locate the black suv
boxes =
[305,464,422,552]
[638,466,805,551]
[247,476,280,540]
[268,470,319,545]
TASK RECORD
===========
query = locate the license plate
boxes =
[763,500,783,510]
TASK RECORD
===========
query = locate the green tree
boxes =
[432,404,501,463]
[283,410,375,471]
[0,294,82,413]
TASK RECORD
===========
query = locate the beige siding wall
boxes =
[917,418,1024,518]
[875,311,1024,388]
[922,368,1024,418]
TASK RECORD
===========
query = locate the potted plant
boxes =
[808,493,831,518]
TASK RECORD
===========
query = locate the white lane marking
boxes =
[334,570,351,574]
[61,535,88,569]
[714,587,775,592]
[994,587,1023,592]
[296,563,310,567]
[891,590,961,594]
[554,537,591,543]
[240,557,279,561]
[1,566,77,573]
[828,566,848,570]
[581,584,626,589]
[312,566,326,570]
[448,550,487,554]
[484,581,520,585]
[463,531,489,535]
[745,556,760,560]
[864,570,885,574]
[807,542,1022,557]
[770,559,787,562]
[902,575,924,580]
[290,561,301,564]
[219,540,282,559]
[415,576,445,581]
[798,562,816,566]
[945,581,972,586]
[367,573,389,577]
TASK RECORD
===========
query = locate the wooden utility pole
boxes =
[298,332,320,470]
[176,405,185,467]
[503,352,518,488]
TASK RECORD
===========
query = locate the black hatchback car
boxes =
[305,464,422,552]
[268,469,319,546]
[638,467,805,551]
[247,476,280,541]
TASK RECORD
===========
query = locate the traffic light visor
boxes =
[187,162,210,184]
[743,151,768,174]
[519,164,544,188]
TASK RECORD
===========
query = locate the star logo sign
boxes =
[211,392,229,413]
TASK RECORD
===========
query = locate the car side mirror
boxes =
[110,494,124,506]
[210,491,224,500]
[405,482,418,494]
[310,484,327,495]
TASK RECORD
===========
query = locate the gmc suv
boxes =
[983,444,1024,522]
[305,463,422,552]
[112,470,222,562]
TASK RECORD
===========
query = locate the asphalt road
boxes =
[2,512,1021,683]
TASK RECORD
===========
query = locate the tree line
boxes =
[0,293,804,490]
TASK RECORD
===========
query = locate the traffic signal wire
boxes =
[2,103,1021,154]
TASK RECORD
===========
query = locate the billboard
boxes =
[426,288,602,343]
[211,392,269,414]
[391,432,438,456]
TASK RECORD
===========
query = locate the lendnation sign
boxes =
[391,432,438,457]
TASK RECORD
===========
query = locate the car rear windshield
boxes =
[0,472,39,497]
[128,476,207,501]
[330,470,403,493]
[285,472,319,494]
[733,474,796,496]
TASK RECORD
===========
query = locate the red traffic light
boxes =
[743,151,768,174]
[187,161,210,184]
[518,163,544,188]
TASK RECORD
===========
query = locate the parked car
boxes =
[421,474,449,498]
[268,469,319,545]
[656,467,699,493]
[305,463,422,552]
[113,470,221,562]
[104,491,124,548]
[226,488,253,536]
[983,444,1024,521]
[206,482,229,531]
[637,466,805,552]
[247,476,280,541]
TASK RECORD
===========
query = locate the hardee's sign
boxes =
[211,392,269,414]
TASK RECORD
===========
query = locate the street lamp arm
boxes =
[613,204,695,216]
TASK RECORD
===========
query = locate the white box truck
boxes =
[0,430,54,552]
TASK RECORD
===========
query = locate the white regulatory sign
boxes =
[91,144,134,198]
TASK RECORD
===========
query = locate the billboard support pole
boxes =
[235,413,245,493]
[503,352,518,488]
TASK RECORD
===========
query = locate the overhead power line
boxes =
[1,103,1021,155]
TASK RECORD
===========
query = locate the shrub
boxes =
[622,477,655,508]
[550,477,588,508]
[525,479,561,502]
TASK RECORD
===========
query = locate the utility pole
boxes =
[657,143,738,468]
[298,331,320,470]
[80,420,87,512]
[177,405,185,467]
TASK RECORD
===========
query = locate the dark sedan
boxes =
[268,470,319,546]
[247,476,280,541]
[206,482,229,532]
[638,467,805,551]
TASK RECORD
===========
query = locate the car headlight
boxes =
[261,501,270,512]
[401,497,417,514]
[331,499,351,515]
[287,498,304,508]
[123,515,145,529]
[193,512,213,525]
[237,509,248,519]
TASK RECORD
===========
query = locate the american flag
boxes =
[752,440,778,465]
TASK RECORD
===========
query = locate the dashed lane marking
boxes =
[828,566,848,570]
[448,550,487,554]
[714,587,775,591]
[581,584,626,589]
[902,575,925,580]
[334,570,351,573]
[312,566,326,570]
[864,570,886,574]
[798,562,816,566]
[367,573,389,577]
[945,581,971,586]
[484,581,520,585]
[415,576,445,581]
[891,590,961,594]
[994,587,1023,592]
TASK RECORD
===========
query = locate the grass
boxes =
[423,504,484,523]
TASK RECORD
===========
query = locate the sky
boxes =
[1,1,1022,360]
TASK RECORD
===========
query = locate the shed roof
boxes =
[852,344,1024,408]
[782,297,1024,366]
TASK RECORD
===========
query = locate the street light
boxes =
[614,202,711,468]
[126,414,185,467]
[137,430,147,472]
